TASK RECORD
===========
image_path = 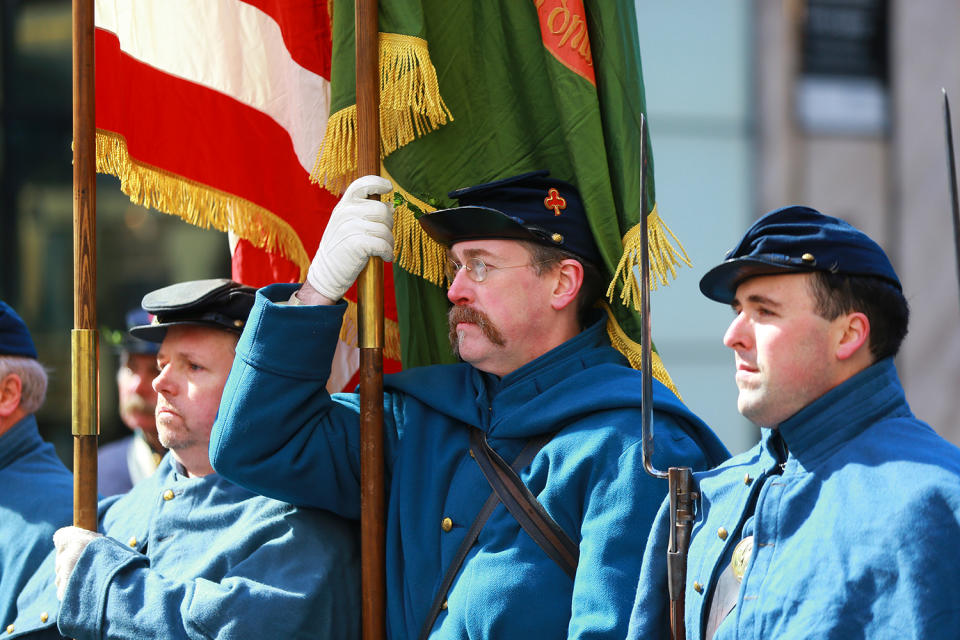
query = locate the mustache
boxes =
[448,306,505,356]
[120,393,156,416]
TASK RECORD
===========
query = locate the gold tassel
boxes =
[96,129,311,279]
[606,204,692,312]
[312,33,453,193]
[382,167,448,285]
[311,106,359,196]
[602,303,682,400]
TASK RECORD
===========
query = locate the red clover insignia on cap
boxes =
[544,187,567,216]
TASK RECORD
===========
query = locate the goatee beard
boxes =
[448,305,505,358]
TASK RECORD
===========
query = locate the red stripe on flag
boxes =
[96,27,332,262]
[238,0,332,79]
[96,27,400,328]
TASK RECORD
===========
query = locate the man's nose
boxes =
[152,365,174,395]
[723,312,750,350]
[446,268,474,305]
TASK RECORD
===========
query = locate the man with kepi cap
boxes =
[209,172,729,639]
[6,279,360,639]
[0,301,72,633]
[627,206,960,640]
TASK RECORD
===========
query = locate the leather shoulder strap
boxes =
[469,426,579,579]
[417,432,551,640]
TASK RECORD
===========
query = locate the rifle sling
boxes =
[470,426,580,578]
[417,430,553,640]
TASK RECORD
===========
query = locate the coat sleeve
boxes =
[209,284,402,517]
[566,412,712,639]
[56,507,360,640]
[626,496,672,640]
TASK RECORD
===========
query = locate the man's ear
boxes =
[835,311,870,361]
[0,373,22,418]
[551,259,584,311]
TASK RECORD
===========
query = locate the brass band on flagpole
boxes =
[71,0,99,533]
[356,1,388,639]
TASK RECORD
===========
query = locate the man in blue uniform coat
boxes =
[97,309,164,496]
[209,171,729,639]
[627,206,960,640]
[6,279,360,640]
[0,301,73,633]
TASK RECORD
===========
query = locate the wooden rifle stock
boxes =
[667,467,697,640]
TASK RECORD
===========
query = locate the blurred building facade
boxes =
[0,1,229,460]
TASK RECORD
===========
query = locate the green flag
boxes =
[314,0,689,394]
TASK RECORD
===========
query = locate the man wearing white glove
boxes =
[303,174,395,305]
[6,280,360,640]
[51,528,100,602]
[210,171,728,640]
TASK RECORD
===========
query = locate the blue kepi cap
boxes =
[0,301,38,359]
[699,205,902,303]
[418,170,603,267]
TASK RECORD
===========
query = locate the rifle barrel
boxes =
[942,89,960,314]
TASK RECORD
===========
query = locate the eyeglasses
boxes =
[445,257,547,283]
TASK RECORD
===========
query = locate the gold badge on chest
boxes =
[730,535,754,583]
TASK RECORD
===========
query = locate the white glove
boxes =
[53,526,102,600]
[307,175,395,301]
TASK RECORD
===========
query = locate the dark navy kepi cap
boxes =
[0,301,37,359]
[130,279,256,343]
[119,309,160,355]
[699,205,902,303]
[418,170,603,267]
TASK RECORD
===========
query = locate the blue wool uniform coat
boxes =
[6,453,360,640]
[210,284,730,639]
[0,416,72,633]
[627,358,960,640]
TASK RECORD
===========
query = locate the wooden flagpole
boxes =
[71,0,99,532]
[356,1,387,638]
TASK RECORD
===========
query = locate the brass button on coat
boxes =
[441,517,453,532]
[128,537,138,547]
[801,252,815,262]
[40,612,48,623]
[441,600,448,610]
[718,527,728,540]
[162,489,174,501]
[744,473,752,485]
[7,624,14,633]
[693,582,703,594]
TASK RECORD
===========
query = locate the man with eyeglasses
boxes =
[210,171,729,639]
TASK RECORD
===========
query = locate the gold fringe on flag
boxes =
[606,204,692,311]
[601,303,681,399]
[383,167,448,286]
[312,33,453,194]
[96,129,312,279]
[97,129,403,363]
